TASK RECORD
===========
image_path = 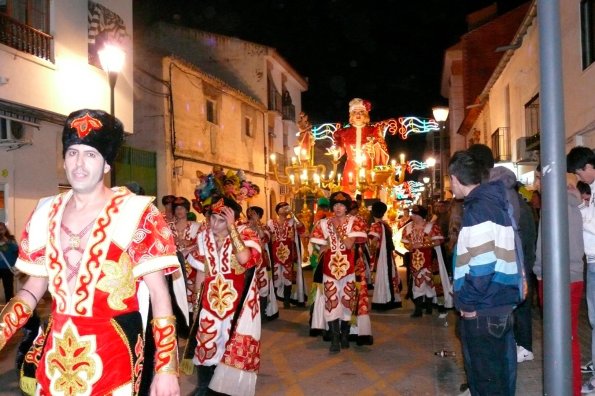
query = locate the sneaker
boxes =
[582,377,595,394]
[583,361,595,374]
[517,345,534,363]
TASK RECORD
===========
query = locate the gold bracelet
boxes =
[0,296,33,350]
[228,225,247,253]
[151,315,178,376]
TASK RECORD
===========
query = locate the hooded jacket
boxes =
[454,181,521,315]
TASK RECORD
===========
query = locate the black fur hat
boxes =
[62,109,124,166]
[371,201,387,218]
[329,191,352,209]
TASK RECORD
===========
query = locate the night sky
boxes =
[134,0,529,162]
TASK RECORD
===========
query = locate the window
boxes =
[582,0,595,69]
[206,99,217,124]
[244,116,253,137]
[0,0,49,32]
[524,95,540,137]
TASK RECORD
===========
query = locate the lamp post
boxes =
[422,176,430,205]
[432,106,449,200]
[426,157,436,207]
[98,44,125,116]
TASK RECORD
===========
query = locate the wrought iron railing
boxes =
[0,13,53,62]
[282,104,295,121]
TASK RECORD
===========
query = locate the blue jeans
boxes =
[586,263,595,365]
[460,313,516,396]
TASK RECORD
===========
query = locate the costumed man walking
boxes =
[309,192,370,352]
[190,197,262,396]
[333,98,390,197]
[401,205,444,317]
[246,206,279,321]
[0,109,184,395]
[266,202,307,308]
[368,201,402,310]
[170,196,205,331]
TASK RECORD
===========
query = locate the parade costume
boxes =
[401,208,447,316]
[369,205,402,311]
[266,205,307,307]
[15,187,184,395]
[309,192,371,351]
[243,207,279,322]
[169,213,204,315]
[191,206,262,396]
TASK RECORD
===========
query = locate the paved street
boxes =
[0,268,589,395]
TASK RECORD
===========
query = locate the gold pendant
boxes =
[69,236,81,250]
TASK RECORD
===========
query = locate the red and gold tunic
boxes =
[170,220,205,310]
[15,187,179,396]
[265,218,305,287]
[401,221,443,299]
[193,224,262,395]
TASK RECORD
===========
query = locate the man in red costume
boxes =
[266,202,307,308]
[309,191,371,352]
[333,98,390,195]
[191,197,262,396]
[0,109,183,395]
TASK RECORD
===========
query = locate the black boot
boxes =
[425,298,433,315]
[329,319,341,353]
[283,285,292,309]
[260,297,268,320]
[194,365,216,396]
[340,320,350,349]
[410,297,423,318]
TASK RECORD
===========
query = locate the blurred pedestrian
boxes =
[0,222,17,302]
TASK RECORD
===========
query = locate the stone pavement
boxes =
[0,271,590,395]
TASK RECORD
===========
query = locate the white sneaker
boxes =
[582,361,595,374]
[581,377,595,394]
[517,345,534,363]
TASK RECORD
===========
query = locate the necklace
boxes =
[61,219,96,253]
[61,219,96,282]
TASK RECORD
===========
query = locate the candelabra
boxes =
[269,145,343,197]
[342,153,408,199]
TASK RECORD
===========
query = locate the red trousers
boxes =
[538,280,584,396]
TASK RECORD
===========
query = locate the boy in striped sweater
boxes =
[449,150,521,396]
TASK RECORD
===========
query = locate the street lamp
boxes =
[432,106,449,200]
[422,176,430,205]
[98,44,125,116]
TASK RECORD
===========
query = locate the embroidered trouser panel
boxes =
[322,274,355,322]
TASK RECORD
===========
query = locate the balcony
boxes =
[491,127,511,162]
[0,13,53,62]
[282,104,295,122]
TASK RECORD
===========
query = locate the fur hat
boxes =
[161,195,176,206]
[329,191,352,209]
[371,201,387,218]
[275,202,290,214]
[62,109,124,166]
[349,98,372,113]
[172,197,190,212]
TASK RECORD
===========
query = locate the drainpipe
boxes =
[538,1,571,394]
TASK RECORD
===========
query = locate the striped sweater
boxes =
[454,181,521,315]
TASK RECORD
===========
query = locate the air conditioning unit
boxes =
[516,137,539,163]
[0,118,31,150]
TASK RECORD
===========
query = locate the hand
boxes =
[220,207,236,228]
[150,373,180,396]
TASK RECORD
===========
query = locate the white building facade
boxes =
[0,0,133,236]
